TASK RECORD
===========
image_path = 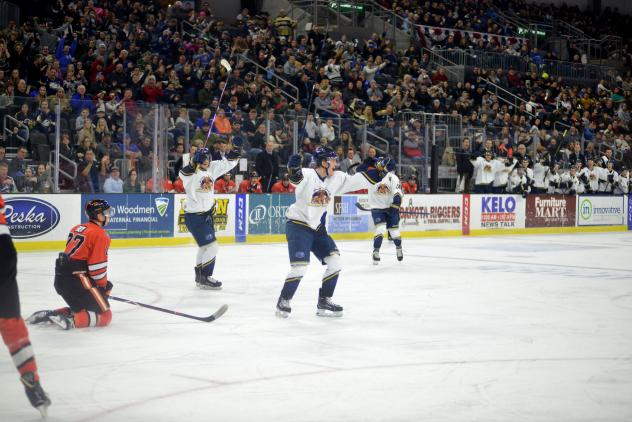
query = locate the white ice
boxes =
[1,232,632,422]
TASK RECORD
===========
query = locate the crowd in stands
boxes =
[0,0,630,196]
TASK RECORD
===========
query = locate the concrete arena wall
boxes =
[5,193,630,252]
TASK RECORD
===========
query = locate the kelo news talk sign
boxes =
[526,194,576,228]
[577,195,626,226]
[82,194,174,238]
[470,195,526,230]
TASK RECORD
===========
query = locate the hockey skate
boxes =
[372,249,380,265]
[275,296,291,318]
[48,313,74,330]
[197,276,222,290]
[21,372,51,417]
[396,246,403,262]
[317,296,343,317]
[26,310,55,325]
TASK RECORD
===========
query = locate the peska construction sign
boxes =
[526,194,576,228]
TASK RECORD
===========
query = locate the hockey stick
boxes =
[204,58,233,147]
[109,296,228,323]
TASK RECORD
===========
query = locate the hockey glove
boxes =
[97,281,113,297]
[608,174,615,183]
[288,154,302,170]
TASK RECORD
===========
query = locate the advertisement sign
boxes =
[399,194,462,232]
[248,194,295,235]
[327,195,369,233]
[82,194,174,238]
[4,194,81,242]
[462,194,470,235]
[629,195,632,230]
[577,195,625,226]
[235,194,247,242]
[470,195,526,230]
[526,194,576,228]
[174,194,235,238]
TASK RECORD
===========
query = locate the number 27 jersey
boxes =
[65,221,111,286]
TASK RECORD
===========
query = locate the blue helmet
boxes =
[193,147,210,165]
[314,147,337,164]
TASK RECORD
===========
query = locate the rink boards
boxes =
[4,193,630,251]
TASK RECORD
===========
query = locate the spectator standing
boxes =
[455,138,473,193]
[256,141,280,192]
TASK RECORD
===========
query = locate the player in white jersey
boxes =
[362,157,403,265]
[275,147,384,318]
[179,146,239,289]
[614,168,629,194]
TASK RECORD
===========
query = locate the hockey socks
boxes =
[373,233,384,250]
[393,237,402,247]
[320,255,341,297]
[0,318,39,378]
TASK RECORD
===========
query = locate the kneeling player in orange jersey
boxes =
[27,199,114,330]
[0,194,51,416]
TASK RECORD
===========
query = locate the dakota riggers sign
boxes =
[526,195,576,228]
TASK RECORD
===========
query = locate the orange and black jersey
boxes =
[65,221,111,287]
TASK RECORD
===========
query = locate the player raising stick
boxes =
[179,145,239,289]
[362,157,403,264]
[0,195,51,416]
[275,147,385,318]
[27,199,114,330]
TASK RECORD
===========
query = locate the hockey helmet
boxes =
[193,147,211,165]
[85,199,114,220]
[376,156,396,173]
[314,147,337,165]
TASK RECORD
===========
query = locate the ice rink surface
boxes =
[1,232,632,422]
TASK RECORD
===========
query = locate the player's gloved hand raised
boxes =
[288,154,302,170]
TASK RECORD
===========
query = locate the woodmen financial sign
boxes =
[526,194,576,227]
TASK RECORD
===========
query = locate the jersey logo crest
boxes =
[198,176,213,192]
[310,188,331,206]
[376,183,391,195]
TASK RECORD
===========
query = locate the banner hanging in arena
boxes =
[248,194,295,235]
[81,194,174,238]
[525,194,576,228]
[327,195,370,233]
[3,194,81,241]
[399,194,462,232]
[174,194,235,239]
[577,195,626,226]
[469,195,526,230]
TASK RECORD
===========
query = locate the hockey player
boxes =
[614,168,629,194]
[492,156,516,193]
[27,199,114,330]
[559,166,582,195]
[363,157,403,265]
[578,159,599,193]
[471,151,497,193]
[601,161,618,194]
[545,164,561,193]
[179,146,239,289]
[0,195,51,416]
[275,147,384,318]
